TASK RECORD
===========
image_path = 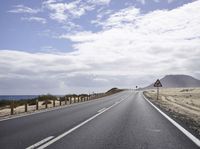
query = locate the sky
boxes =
[0,0,200,95]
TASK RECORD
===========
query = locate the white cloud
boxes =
[100,6,140,28]
[60,1,200,81]
[1,1,200,94]
[8,5,40,14]
[42,0,111,23]
[43,0,93,23]
[21,17,47,24]
[88,0,112,5]
[61,22,82,32]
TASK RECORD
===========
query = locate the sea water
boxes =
[0,95,38,100]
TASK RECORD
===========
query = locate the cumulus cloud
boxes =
[1,1,200,94]
[8,5,40,14]
[42,0,111,23]
[60,1,200,81]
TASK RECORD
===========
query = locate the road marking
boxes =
[26,136,54,149]
[37,98,125,149]
[142,92,200,147]
[97,108,107,113]
[0,92,127,122]
[115,101,120,104]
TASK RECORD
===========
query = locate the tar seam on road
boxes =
[142,92,200,147]
[26,136,54,149]
[36,96,129,149]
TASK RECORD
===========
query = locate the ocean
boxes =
[0,95,38,101]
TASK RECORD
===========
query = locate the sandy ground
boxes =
[144,88,200,137]
[0,98,78,118]
[0,93,109,119]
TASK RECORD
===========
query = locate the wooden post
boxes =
[53,99,55,107]
[59,99,61,106]
[65,98,67,105]
[36,99,39,110]
[25,102,28,112]
[70,97,72,104]
[45,100,48,109]
[11,100,14,115]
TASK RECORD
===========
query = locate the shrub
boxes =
[38,94,57,101]
[42,100,52,105]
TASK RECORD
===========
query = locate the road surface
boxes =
[0,91,199,149]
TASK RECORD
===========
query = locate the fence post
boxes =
[25,102,28,112]
[53,99,55,107]
[65,97,67,105]
[36,99,39,110]
[70,97,72,104]
[45,100,48,109]
[78,96,80,102]
[11,100,14,115]
[60,99,61,106]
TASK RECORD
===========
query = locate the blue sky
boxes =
[0,0,194,52]
[0,0,200,94]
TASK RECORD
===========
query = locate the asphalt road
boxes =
[0,91,199,149]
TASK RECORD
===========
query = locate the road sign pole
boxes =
[154,79,162,100]
[157,87,159,100]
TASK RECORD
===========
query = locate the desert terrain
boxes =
[144,88,200,137]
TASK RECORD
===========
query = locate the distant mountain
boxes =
[144,75,200,89]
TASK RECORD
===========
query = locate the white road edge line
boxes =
[142,92,200,147]
[26,136,54,149]
[115,101,120,104]
[97,108,107,113]
[0,93,123,122]
[37,98,125,149]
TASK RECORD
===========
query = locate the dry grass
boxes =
[144,88,200,136]
[0,99,75,118]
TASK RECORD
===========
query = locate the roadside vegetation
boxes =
[0,94,57,109]
[0,88,125,117]
[144,88,200,138]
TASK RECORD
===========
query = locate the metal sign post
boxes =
[157,87,159,100]
[154,79,162,100]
